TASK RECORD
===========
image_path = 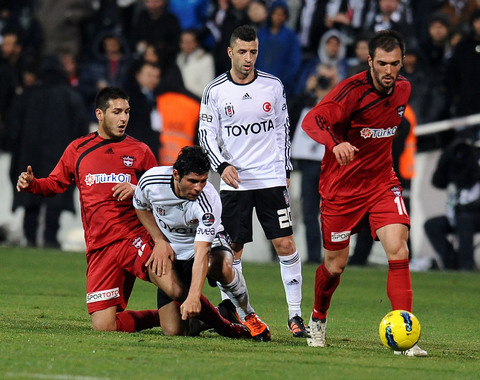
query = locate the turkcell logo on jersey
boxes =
[359,126,397,139]
[331,231,351,242]
[224,119,274,137]
[84,173,131,186]
[86,287,120,303]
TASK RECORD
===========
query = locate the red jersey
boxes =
[26,132,158,252]
[302,70,411,200]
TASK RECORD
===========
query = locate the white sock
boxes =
[220,259,242,301]
[217,267,254,321]
[279,251,302,319]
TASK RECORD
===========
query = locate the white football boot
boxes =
[394,343,428,357]
[306,313,327,347]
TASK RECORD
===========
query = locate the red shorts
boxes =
[321,185,410,251]
[85,228,153,314]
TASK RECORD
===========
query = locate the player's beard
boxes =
[371,66,395,94]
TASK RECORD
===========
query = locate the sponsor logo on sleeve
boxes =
[202,212,215,226]
[86,287,120,303]
[331,231,351,242]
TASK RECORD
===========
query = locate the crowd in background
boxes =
[0,0,480,269]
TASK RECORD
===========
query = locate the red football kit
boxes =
[302,70,411,250]
[25,132,158,313]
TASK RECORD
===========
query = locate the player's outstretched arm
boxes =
[180,241,210,320]
[17,165,34,192]
[135,208,174,276]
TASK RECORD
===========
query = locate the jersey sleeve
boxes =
[194,185,222,243]
[133,170,153,211]
[301,82,354,151]
[198,88,226,172]
[274,82,293,173]
[27,142,76,196]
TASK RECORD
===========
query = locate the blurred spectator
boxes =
[206,0,252,75]
[58,50,80,88]
[0,30,24,150]
[294,29,348,95]
[89,0,137,36]
[346,32,372,76]
[156,90,200,166]
[439,0,479,30]
[400,50,428,125]
[247,0,268,29]
[78,32,133,119]
[256,1,302,96]
[360,0,416,48]
[446,9,480,140]
[34,0,93,58]
[131,0,181,67]
[176,28,215,99]
[290,63,340,263]
[424,139,480,271]
[169,0,210,30]
[124,60,162,159]
[418,12,451,125]
[6,56,89,248]
[295,0,327,55]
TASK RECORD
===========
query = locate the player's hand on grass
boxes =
[17,165,34,192]
[180,296,201,320]
[147,240,174,276]
[221,165,241,189]
[333,142,359,166]
[112,182,136,201]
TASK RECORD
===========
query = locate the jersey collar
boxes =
[227,69,258,86]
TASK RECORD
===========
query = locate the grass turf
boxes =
[1,246,479,379]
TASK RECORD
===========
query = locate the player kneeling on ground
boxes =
[134,146,270,341]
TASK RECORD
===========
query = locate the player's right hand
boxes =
[332,142,359,166]
[221,165,241,189]
[147,239,174,277]
[17,165,34,192]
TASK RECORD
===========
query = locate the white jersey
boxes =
[198,70,293,191]
[133,166,223,261]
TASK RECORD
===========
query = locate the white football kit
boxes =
[198,70,293,191]
[133,166,224,261]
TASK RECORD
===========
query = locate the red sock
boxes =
[312,263,341,320]
[387,259,413,312]
[198,295,234,337]
[115,309,160,333]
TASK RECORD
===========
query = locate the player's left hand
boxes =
[180,296,201,320]
[332,142,359,166]
[112,182,136,201]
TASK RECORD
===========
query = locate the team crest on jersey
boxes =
[397,105,406,118]
[283,189,290,206]
[132,236,143,249]
[224,103,235,117]
[263,102,272,112]
[390,186,402,197]
[122,155,135,167]
[157,207,166,216]
[202,213,215,226]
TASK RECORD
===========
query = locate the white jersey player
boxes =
[198,25,309,339]
[134,146,271,341]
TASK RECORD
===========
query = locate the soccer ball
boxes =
[379,310,421,351]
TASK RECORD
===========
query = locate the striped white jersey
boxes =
[133,166,224,261]
[198,70,293,191]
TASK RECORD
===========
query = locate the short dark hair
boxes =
[95,87,129,112]
[173,145,211,179]
[230,25,257,47]
[368,30,405,59]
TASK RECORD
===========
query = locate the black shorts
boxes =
[156,232,233,308]
[220,186,294,244]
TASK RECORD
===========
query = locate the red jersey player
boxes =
[16,87,248,339]
[301,30,427,356]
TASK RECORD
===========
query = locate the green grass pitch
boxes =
[1,247,479,379]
